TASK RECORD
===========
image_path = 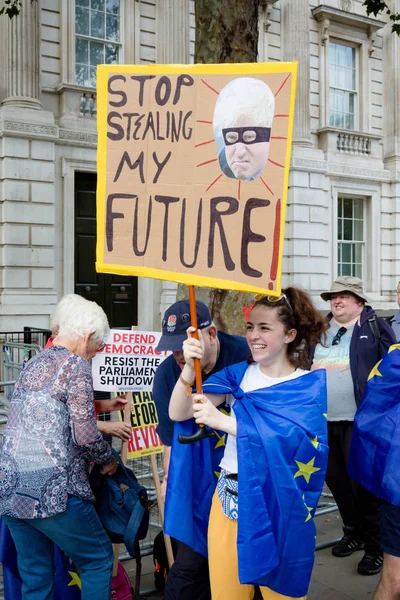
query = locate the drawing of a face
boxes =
[213,78,275,182]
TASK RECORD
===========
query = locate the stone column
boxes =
[383,2,400,169]
[156,0,190,64]
[281,0,311,146]
[2,0,42,109]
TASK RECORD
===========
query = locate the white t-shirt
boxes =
[219,363,309,474]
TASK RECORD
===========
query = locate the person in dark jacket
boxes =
[310,276,396,576]
[153,299,251,600]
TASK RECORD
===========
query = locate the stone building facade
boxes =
[0,0,399,331]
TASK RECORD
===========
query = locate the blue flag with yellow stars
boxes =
[164,362,328,598]
[348,344,400,506]
[0,518,82,599]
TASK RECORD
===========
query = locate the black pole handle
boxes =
[178,427,216,445]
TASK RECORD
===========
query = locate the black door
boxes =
[74,172,138,328]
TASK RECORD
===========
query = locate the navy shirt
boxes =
[153,330,249,446]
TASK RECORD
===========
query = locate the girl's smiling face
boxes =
[246,305,296,368]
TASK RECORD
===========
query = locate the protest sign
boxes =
[92,329,167,459]
[92,329,168,392]
[124,391,163,459]
[96,62,297,297]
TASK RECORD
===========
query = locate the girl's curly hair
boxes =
[250,287,327,370]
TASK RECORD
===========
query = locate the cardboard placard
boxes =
[123,391,163,459]
[96,62,297,296]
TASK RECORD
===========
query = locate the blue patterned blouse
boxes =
[0,346,112,519]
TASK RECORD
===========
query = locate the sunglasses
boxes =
[331,327,347,346]
[222,126,271,146]
[254,293,293,313]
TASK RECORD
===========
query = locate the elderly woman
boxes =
[0,296,118,599]
[46,294,131,442]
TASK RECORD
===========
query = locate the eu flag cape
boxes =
[0,518,81,600]
[164,363,328,598]
[348,344,400,506]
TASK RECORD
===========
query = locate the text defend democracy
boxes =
[101,343,167,355]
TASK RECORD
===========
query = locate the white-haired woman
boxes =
[46,294,131,442]
[0,296,117,599]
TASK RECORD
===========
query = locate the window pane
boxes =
[355,263,362,278]
[76,37,89,65]
[353,198,363,219]
[338,219,343,240]
[338,199,343,218]
[354,219,363,241]
[338,67,346,89]
[106,0,119,14]
[342,243,351,263]
[330,42,337,64]
[354,244,362,263]
[76,63,89,86]
[342,263,352,276]
[91,0,105,10]
[338,44,346,66]
[105,43,118,64]
[343,219,353,239]
[106,14,119,41]
[91,9,105,38]
[90,41,104,66]
[76,7,89,35]
[90,66,97,88]
[76,0,89,6]
[343,198,353,218]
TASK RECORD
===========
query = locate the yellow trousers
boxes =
[208,492,307,600]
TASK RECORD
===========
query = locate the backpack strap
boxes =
[123,494,145,557]
[368,316,381,341]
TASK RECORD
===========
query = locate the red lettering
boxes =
[133,429,142,450]
[149,425,160,447]
[114,333,122,342]
[127,433,136,452]
[141,427,150,448]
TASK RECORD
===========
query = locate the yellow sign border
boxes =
[96,61,298,297]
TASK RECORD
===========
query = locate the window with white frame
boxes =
[337,196,364,278]
[329,41,357,130]
[75,0,120,87]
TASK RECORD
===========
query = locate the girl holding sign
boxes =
[168,289,328,599]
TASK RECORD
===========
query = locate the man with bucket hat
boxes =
[153,299,249,600]
[310,276,395,576]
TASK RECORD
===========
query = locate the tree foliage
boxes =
[363,0,400,35]
[0,0,36,19]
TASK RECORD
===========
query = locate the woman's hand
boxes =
[94,395,127,413]
[97,420,131,441]
[100,455,118,475]
[182,327,204,369]
[109,394,127,412]
[192,394,224,430]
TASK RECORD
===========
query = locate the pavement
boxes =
[127,509,381,599]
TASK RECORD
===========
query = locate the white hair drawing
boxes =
[213,77,275,141]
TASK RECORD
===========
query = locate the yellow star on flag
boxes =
[214,431,226,449]
[302,494,313,522]
[68,571,82,589]
[310,436,319,449]
[368,360,383,381]
[214,470,221,478]
[294,456,320,484]
[323,413,327,419]
[388,344,400,353]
